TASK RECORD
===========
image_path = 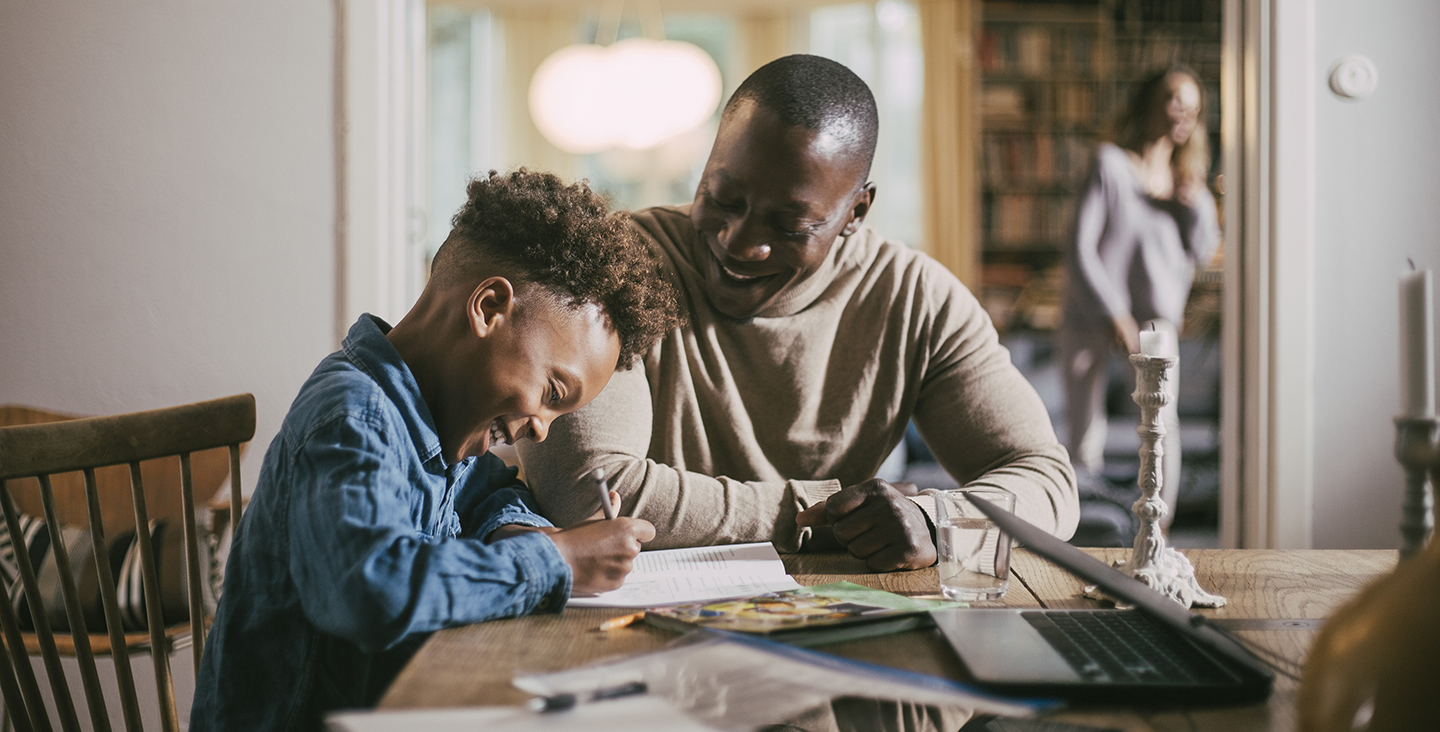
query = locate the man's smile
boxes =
[718,262,779,285]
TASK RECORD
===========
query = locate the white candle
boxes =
[1139,329,1170,357]
[1399,268,1434,418]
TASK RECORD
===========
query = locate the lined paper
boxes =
[567,542,800,608]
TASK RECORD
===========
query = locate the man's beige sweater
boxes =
[518,206,1079,551]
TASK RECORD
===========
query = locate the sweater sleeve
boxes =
[910,263,1080,539]
[1177,185,1221,269]
[1073,152,1131,324]
[516,366,841,553]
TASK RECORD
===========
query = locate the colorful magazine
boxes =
[644,582,963,643]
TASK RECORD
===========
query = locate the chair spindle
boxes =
[227,445,241,536]
[0,483,43,732]
[177,453,205,675]
[0,483,80,732]
[0,643,34,732]
[126,464,178,732]
[34,476,109,732]
[92,467,142,732]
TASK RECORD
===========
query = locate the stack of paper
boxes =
[514,630,1052,731]
[567,542,800,608]
[326,697,717,732]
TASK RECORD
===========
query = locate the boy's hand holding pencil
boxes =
[550,483,654,594]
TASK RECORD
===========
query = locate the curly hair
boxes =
[433,169,681,366]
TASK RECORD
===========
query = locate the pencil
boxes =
[597,612,645,631]
[593,467,617,520]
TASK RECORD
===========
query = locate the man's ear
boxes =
[841,183,877,236]
[467,277,517,338]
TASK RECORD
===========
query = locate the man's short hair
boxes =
[433,169,681,366]
[723,54,880,179]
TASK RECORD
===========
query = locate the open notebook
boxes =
[566,542,801,608]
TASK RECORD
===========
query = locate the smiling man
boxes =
[192,170,677,731]
[519,56,1079,573]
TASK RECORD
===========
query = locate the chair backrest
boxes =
[0,395,255,732]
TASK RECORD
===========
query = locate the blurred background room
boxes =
[3,0,1438,555]
[419,0,1225,546]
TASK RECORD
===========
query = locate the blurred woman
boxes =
[1059,66,1220,524]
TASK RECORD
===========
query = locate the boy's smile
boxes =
[388,275,623,465]
[451,289,621,463]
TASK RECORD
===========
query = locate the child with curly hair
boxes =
[191,170,682,731]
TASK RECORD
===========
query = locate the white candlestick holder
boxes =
[1394,416,1436,560]
[1086,353,1226,608]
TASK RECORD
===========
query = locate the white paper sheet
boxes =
[513,632,1051,731]
[326,696,717,732]
[567,542,801,608]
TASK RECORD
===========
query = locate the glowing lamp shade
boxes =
[529,38,722,154]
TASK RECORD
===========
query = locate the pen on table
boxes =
[592,467,617,520]
[526,681,648,713]
[596,611,645,632]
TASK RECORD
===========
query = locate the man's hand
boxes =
[548,516,656,594]
[795,479,936,571]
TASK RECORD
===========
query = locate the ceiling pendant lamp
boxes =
[528,12,721,155]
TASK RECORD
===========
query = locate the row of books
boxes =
[1114,0,1223,25]
[982,82,1100,125]
[979,266,1065,333]
[984,193,1077,248]
[979,25,1098,77]
[980,26,1222,82]
[983,132,1095,187]
[1113,36,1222,78]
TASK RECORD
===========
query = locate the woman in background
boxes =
[1059,66,1220,525]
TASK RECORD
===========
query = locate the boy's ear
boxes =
[467,277,517,338]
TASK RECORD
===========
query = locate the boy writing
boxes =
[192,170,680,730]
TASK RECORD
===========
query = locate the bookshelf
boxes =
[977,0,1222,332]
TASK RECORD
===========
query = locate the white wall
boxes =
[1311,0,1440,547]
[0,1,338,492]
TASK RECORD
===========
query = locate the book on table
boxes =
[644,581,963,646]
[567,542,801,608]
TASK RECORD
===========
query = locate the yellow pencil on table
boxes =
[597,612,645,631]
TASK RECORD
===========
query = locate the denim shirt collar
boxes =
[339,314,447,467]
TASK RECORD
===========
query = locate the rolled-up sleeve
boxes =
[455,454,557,540]
[287,416,571,654]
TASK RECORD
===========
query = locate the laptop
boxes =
[929,495,1274,705]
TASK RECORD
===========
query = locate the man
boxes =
[192,170,676,730]
[519,55,1078,572]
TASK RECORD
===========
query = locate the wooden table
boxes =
[380,549,1395,732]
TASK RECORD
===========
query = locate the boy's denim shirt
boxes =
[191,315,571,731]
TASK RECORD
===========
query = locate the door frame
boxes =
[337,0,429,342]
[1220,0,1316,549]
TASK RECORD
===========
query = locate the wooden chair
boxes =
[0,395,255,732]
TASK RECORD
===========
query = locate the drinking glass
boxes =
[933,487,1016,601]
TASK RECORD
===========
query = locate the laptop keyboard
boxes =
[1021,610,1237,684]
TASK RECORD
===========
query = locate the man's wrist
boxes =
[906,494,940,566]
